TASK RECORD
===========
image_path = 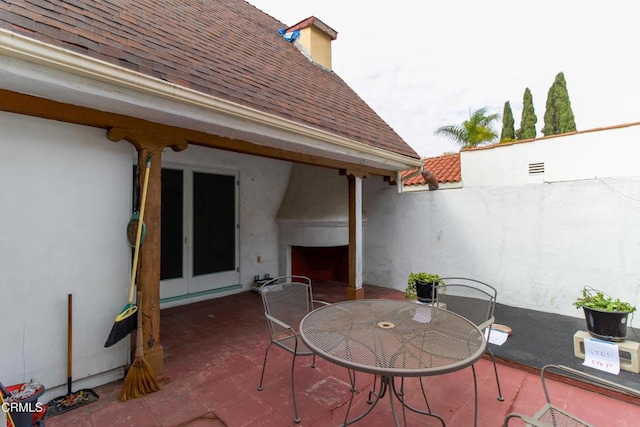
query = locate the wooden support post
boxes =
[107,128,186,375]
[345,171,366,300]
[136,147,163,374]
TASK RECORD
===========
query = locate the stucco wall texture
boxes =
[364,125,640,318]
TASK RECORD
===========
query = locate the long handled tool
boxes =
[120,291,160,401]
[0,381,15,427]
[44,294,99,418]
[126,167,146,247]
[105,155,151,348]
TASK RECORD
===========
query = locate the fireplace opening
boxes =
[291,245,348,283]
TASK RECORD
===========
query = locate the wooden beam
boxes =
[0,89,399,178]
[339,168,369,179]
[107,127,187,152]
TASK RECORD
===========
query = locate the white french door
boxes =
[159,164,239,300]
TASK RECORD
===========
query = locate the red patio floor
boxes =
[45,282,640,426]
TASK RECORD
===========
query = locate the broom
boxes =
[0,381,15,427]
[44,294,99,419]
[105,155,151,348]
[120,291,160,401]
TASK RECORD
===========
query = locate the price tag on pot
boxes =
[583,338,620,374]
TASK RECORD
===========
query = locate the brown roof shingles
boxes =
[0,0,419,159]
[402,153,461,186]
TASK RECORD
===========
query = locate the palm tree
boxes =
[434,107,500,149]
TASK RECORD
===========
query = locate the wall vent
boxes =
[529,162,545,175]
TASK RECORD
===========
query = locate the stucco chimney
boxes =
[287,16,338,70]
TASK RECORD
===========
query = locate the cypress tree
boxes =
[517,87,537,140]
[500,101,515,142]
[542,72,577,136]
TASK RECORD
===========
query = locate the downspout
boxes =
[397,167,424,193]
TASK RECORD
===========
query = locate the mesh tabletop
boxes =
[300,299,486,377]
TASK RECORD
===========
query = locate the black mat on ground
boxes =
[492,302,640,390]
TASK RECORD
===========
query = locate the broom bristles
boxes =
[119,357,160,401]
[104,311,137,348]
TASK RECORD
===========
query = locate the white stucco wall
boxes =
[0,112,292,397]
[364,134,640,319]
[276,164,350,275]
[163,144,292,290]
[0,111,132,393]
[462,124,640,187]
[277,164,350,225]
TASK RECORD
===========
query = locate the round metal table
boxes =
[300,299,486,426]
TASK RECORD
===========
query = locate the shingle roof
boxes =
[402,153,461,186]
[0,0,418,159]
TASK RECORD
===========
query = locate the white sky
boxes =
[247,0,640,158]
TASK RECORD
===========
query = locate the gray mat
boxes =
[492,302,640,390]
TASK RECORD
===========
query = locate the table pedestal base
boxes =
[341,372,445,427]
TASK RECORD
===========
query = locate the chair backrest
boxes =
[261,276,314,338]
[541,364,640,404]
[505,365,640,426]
[435,277,497,330]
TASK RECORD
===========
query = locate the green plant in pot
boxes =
[405,273,444,302]
[573,286,636,342]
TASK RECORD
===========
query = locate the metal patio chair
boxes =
[434,277,504,401]
[504,364,640,426]
[257,275,328,424]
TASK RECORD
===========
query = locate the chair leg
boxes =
[418,377,432,413]
[291,353,301,424]
[486,348,504,401]
[343,369,358,423]
[471,364,479,427]
[503,413,519,426]
[311,354,317,368]
[258,343,303,423]
[348,369,357,392]
[257,342,273,391]
[367,375,378,404]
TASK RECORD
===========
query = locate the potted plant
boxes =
[405,273,444,303]
[573,286,636,342]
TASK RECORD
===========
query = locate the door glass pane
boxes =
[193,172,235,276]
[161,168,183,280]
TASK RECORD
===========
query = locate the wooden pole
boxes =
[137,147,164,374]
[107,127,187,375]
[346,172,365,300]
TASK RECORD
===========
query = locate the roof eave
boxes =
[0,29,421,171]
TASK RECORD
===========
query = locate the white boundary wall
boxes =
[364,124,640,318]
[462,124,640,187]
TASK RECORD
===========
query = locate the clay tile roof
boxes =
[402,153,461,186]
[0,0,418,159]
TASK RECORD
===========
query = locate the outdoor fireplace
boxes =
[291,245,349,282]
[276,165,365,281]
